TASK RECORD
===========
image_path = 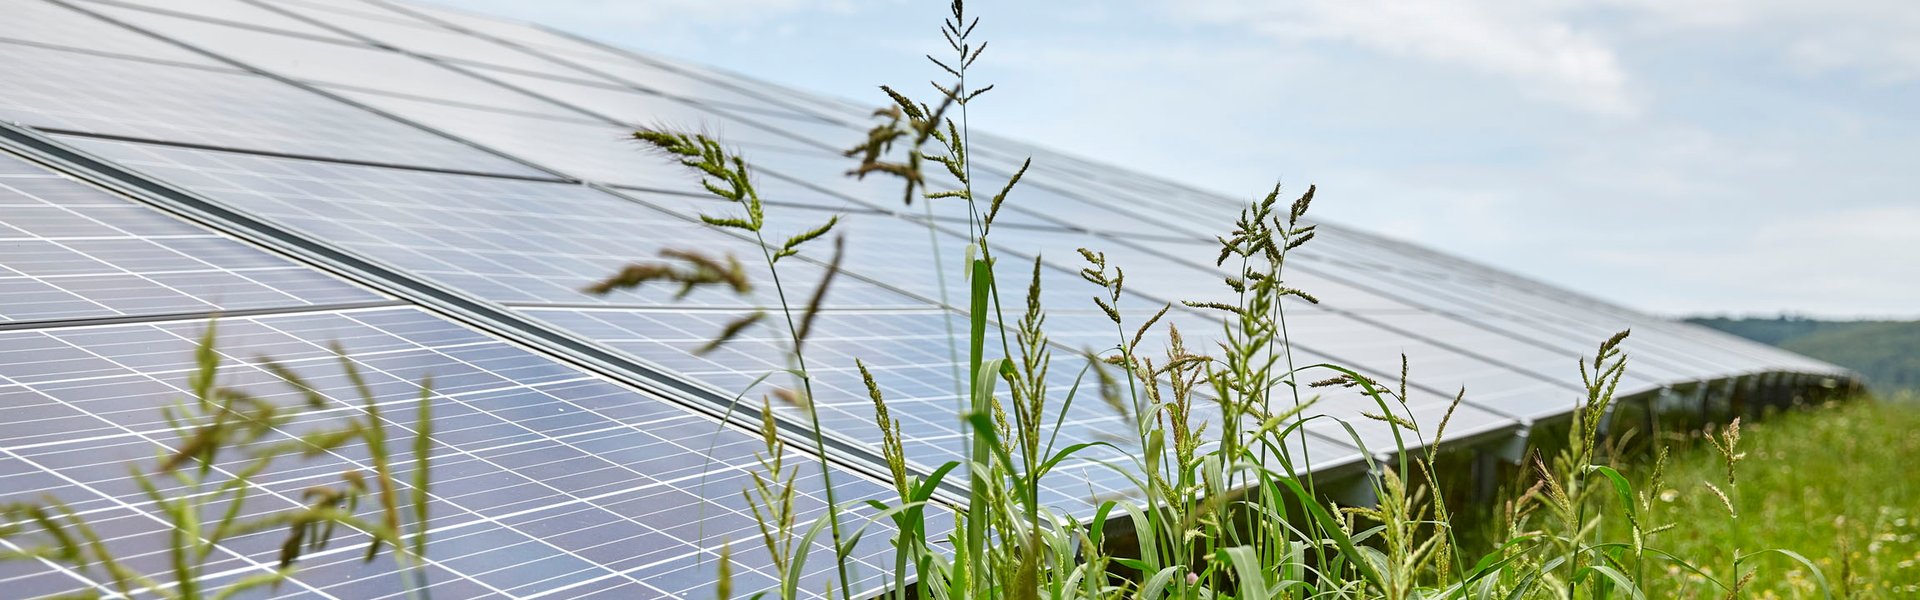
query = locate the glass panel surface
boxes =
[457,65,842,155]
[72,0,360,40]
[0,152,382,323]
[261,0,572,73]
[0,0,225,66]
[64,137,934,309]
[77,4,585,119]
[370,0,835,118]
[0,44,546,176]
[324,87,716,187]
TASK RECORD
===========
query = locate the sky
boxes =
[441,0,1917,319]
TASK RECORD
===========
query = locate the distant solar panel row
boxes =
[0,0,1849,597]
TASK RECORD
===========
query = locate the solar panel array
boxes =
[0,0,1850,597]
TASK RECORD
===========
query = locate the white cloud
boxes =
[1589,204,1920,317]
[1171,0,1920,114]
[1177,0,1640,115]
[1788,36,1920,84]
[1609,0,1920,83]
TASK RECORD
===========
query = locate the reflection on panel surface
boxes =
[0,44,542,177]
[79,3,583,118]
[262,0,570,74]
[388,0,854,121]
[0,0,225,65]
[76,0,363,40]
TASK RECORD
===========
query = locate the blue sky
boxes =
[444,0,1918,318]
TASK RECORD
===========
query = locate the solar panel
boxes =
[0,307,897,598]
[606,50,882,125]
[540,54,852,125]
[979,227,1528,442]
[460,65,853,154]
[43,136,1240,513]
[368,0,606,57]
[754,206,1006,308]
[1282,241,1720,383]
[374,2,785,110]
[0,42,544,177]
[965,140,1246,237]
[52,130,1371,505]
[59,4,1076,234]
[1296,229,1836,380]
[0,0,227,66]
[1035,310,1375,473]
[86,0,849,155]
[60,137,931,310]
[69,0,364,41]
[519,305,1345,511]
[733,149,1075,231]
[357,0,871,126]
[531,196,1380,458]
[0,147,899,598]
[0,152,385,323]
[75,3,589,120]
[259,0,572,75]
[1117,236,1673,422]
[647,198,1519,453]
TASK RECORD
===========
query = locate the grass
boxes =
[1605,395,1920,598]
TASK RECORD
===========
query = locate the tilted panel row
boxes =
[0,136,896,598]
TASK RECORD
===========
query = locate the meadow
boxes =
[1600,395,1919,598]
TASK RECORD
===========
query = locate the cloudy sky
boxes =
[443,0,1916,318]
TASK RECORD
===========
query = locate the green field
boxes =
[1606,395,1920,598]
